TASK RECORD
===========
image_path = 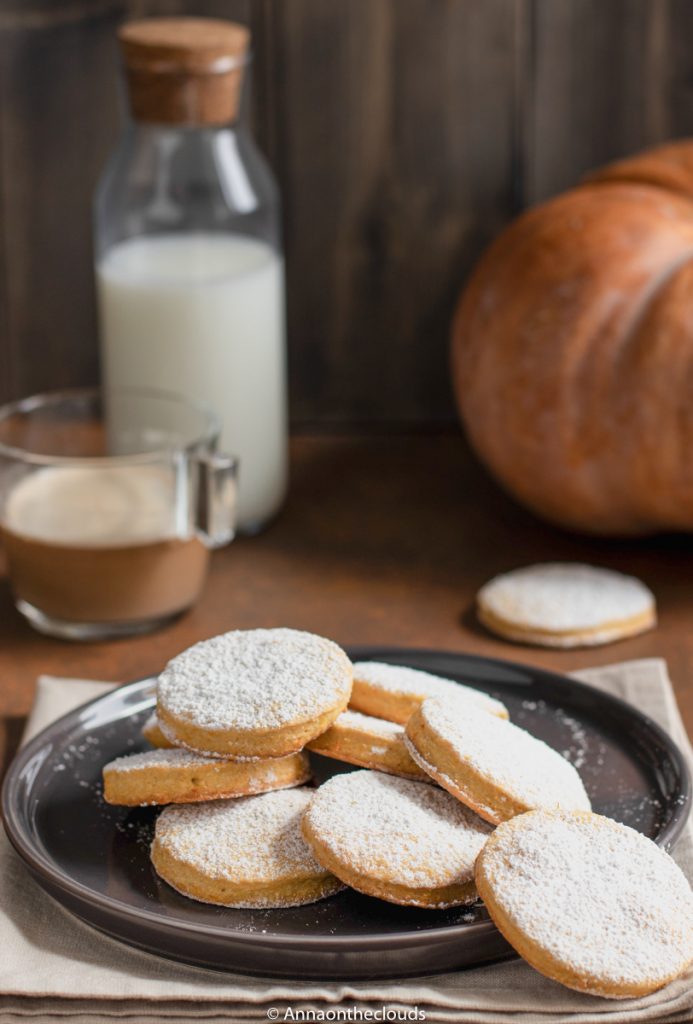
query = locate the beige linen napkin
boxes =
[0,660,691,1024]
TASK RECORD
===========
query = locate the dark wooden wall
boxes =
[0,0,690,429]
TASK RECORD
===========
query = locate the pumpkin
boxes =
[451,140,693,536]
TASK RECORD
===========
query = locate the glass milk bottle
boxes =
[95,18,287,532]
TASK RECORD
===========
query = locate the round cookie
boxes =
[475,810,693,998]
[306,709,429,781]
[157,628,353,759]
[477,563,656,648]
[350,661,508,725]
[103,748,311,806]
[302,769,492,908]
[405,698,590,825]
[142,712,175,749]
[152,788,344,908]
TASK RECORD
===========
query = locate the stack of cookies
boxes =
[102,628,693,999]
[104,628,353,908]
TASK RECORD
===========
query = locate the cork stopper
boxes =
[118,18,251,126]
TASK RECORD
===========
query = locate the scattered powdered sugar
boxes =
[478,563,654,633]
[337,709,403,738]
[304,769,492,889]
[520,700,546,713]
[352,662,507,717]
[154,789,325,882]
[115,814,155,850]
[158,628,352,732]
[54,734,101,771]
[516,701,602,774]
[554,710,590,769]
[480,811,693,987]
[417,698,591,812]
[600,791,667,837]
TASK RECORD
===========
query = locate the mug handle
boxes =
[193,452,238,548]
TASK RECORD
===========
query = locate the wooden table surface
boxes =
[0,435,691,772]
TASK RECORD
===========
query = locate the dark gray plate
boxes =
[2,648,691,979]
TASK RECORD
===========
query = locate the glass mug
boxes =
[0,388,237,640]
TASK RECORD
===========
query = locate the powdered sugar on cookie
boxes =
[155,789,325,883]
[304,770,491,890]
[477,563,656,647]
[105,748,301,773]
[476,810,693,995]
[335,709,403,738]
[306,709,429,781]
[352,662,507,718]
[105,748,226,772]
[413,698,590,814]
[158,628,352,732]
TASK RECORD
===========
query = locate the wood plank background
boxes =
[0,0,689,429]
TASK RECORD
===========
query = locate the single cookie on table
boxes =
[477,563,656,648]
[405,698,590,825]
[475,810,693,998]
[302,769,492,908]
[157,628,353,759]
[141,712,175,749]
[151,788,344,908]
[306,709,429,781]
[350,661,508,725]
[103,748,311,806]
